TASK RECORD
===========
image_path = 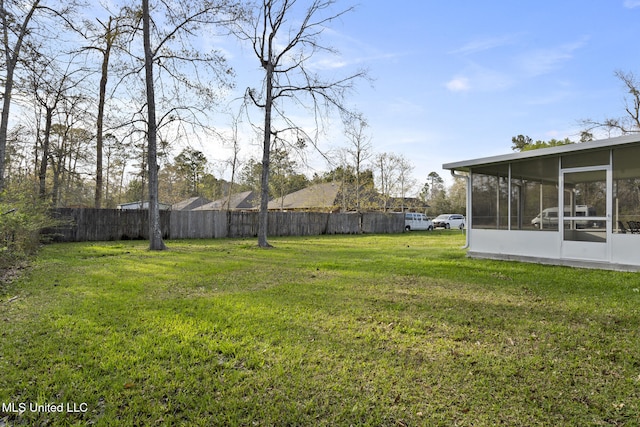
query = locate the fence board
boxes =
[169,210,230,239]
[45,209,403,242]
[361,212,403,234]
[327,213,360,234]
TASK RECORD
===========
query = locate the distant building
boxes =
[266,182,425,213]
[268,182,341,212]
[171,197,211,211]
[386,197,430,212]
[117,201,171,210]
[193,191,259,211]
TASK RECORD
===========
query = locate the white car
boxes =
[404,213,433,231]
[433,214,465,229]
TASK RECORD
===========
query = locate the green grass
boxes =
[1,231,640,426]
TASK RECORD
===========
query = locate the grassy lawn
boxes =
[1,231,639,426]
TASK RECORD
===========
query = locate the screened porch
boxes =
[444,135,640,271]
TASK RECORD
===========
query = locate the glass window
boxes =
[471,173,498,229]
[472,157,560,231]
[511,158,559,231]
[613,145,640,234]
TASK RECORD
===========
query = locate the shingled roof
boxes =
[171,196,211,211]
[268,182,341,211]
[193,191,258,211]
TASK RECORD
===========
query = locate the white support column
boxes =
[508,164,512,230]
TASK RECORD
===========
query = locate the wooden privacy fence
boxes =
[45,208,404,242]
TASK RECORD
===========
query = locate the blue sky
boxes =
[339,1,640,183]
[209,1,640,189]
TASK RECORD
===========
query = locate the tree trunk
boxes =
[95,18,114,208]
[257,62,274,248]
[0,0,41,190]
[0,73,13,190]
[51,160,60,207]
[38,106,53,199]
[142,0,166,250]
[105,148,111,205]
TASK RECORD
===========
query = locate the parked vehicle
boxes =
[433,214,465,229]
[531,205,595,229]
[404,213,433,231]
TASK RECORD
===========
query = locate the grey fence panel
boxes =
[308,212,332,235]
[171,211,205,239]
[228,211,258,238]
[266,212,327,236]
[118,209,150,240]
[169,210,230,239]
[46,208,170,242]
[45,209,404,242]
[361,212,404,234]
[326,213,361,234]
[212,211,229,238]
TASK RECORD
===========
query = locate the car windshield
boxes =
[434,215,449,221]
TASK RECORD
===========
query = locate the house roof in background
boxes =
[171,197,211,211]
[268,182,341,210]
[117,201,171,210]
[193,191,258,211]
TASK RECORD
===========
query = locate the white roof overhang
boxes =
[443,133,640,172]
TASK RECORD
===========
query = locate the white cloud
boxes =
[445,64,514,93]
[446,76,470,92]
[450,34,519,55]
[516,38,587,77]
[518,48,572,76]
[314,26,408,69]
[311,51,403,71]
[446,35,587,95]
[311,57,350,70]
[623,0,640,8]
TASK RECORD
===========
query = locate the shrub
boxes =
[0,183,60,267]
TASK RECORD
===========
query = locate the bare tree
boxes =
[235,0,366,247]
[26,56,87,200]
[139,0,240,250]
[0,0,77,190]
[49,123,93,207]
[141,0,166,250]
[225,113,243,210]
[103,134,130,207]
[78,10,134,208]
[341,111,372,211]
[0,0,42,190]
[580,70,640,136]
[374,152,401,212]
[396,154,415,212]
[93,17,114,208]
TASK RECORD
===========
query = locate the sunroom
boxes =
[443,134,640,271]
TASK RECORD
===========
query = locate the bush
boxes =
[0,183,60,267]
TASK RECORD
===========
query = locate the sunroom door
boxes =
[560,166,611,262]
